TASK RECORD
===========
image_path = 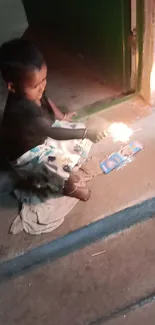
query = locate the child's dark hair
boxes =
[0,38,45,84]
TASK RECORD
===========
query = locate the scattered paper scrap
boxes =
[92,250,106,257]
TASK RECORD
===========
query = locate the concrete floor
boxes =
[1,28,155,324]
[0,97,155,324]
[104,300,155,325]
[0,96,153,261]
[1,218,155,325]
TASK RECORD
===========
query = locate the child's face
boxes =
[20,63,47,101]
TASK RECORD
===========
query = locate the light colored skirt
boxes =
[13,120,92,191]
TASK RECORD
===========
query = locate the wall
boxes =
[0,0,28,115]
[0,0,28,45]
[140,0,155,104]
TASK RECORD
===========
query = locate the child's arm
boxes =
[36,117,106,142]
[48,98,64,120]
[37,117,85,140]
[48,98,77,122]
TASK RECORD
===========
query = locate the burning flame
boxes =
[107,122,133,143]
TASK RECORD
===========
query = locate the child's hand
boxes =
[64,112,77,122]
[86,128,107,143]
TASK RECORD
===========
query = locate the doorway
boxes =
[22,0,142,115]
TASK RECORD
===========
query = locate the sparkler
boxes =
[107,122,133,143]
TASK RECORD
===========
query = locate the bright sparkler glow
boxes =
[107,122,133,143]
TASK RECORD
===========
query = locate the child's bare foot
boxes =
[64,175,90,201]
[64,185,91,201]
[70,171,80,183]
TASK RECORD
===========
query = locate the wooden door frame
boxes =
[140,0,155,104]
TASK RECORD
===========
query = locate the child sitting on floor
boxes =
[0,39,105,201]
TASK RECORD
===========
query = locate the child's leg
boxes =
[63,174,91,201]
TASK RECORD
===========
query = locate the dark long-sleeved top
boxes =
[0,92,85,161]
